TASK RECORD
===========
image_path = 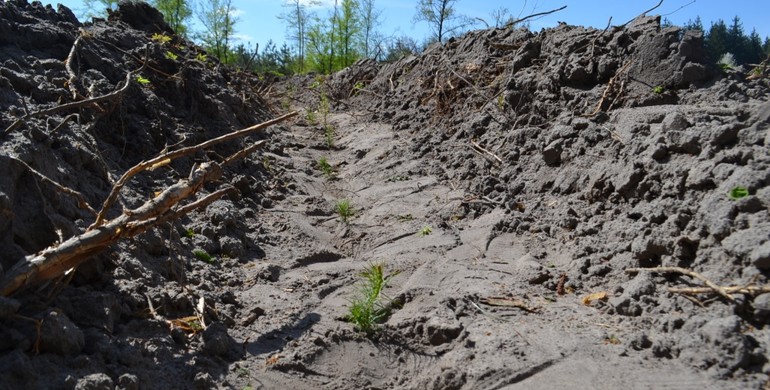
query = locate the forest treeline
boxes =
[86,0,770,76]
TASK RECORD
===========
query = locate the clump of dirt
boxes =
[1,1,770,389]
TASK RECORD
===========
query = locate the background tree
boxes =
[153,0,192,37]
[413,0,471,43]
[82,0,119,18]
[358,0,383,58]
[489,7,513,28]
[334,0,361,68]
[279,0,316,73]
[196,0,238,63]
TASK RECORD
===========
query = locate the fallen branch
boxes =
[668,285,770,296]
[90,111,297,228]
[0,114,296,297]
[470,140,503,166]
[507,5,567,27]
[619,0,664,28]
[625,266,735,302]
[3,45,149,137]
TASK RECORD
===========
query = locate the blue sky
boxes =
[42,0,770,50]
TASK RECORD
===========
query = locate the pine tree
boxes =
[706,19,728,62]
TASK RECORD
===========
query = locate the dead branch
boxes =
[587,61,632,116]
[470,140,503,166]
[668,285,770,296]
[9,156,97,217]
[0,114,292,297]
[3,45,149,137]
[90,111,297,228]
[619,0,664,28]
[507,5,567,27]
[65,35,84,100]
[625,266,735,302]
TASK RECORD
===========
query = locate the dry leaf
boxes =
[581,291,608,306]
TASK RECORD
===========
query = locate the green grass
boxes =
[192,249,215,264]
[728,186,749,200]
[347,262,400,334]
[652,85,664,94]
[318,156,334,178]
[335,199,354,223]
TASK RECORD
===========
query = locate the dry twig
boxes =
[625,266,735,302]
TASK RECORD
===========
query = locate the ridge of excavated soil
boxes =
[1,1,770,389]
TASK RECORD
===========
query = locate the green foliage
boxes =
[728,186,749,200]
[164,51,179,61]
[185,228,195,238]
[193,249,215,264]
[318,156,334,178]
[306,109,317,125]
[347,262,400,334]
[152,0,193,36]
[196,52,208,62]
[652,85,665,94]
[324,124,335,149]
[418,226,432,236]
[196,0,238,63]
[335,199,354,223]
[135,75,152,86]
[151,33,173,45]
[414,0,471,43]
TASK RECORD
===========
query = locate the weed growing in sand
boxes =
[164,51,178,61]
[318,156,334,178]
[718,53,737,72]
[347,262,400,334]
[496,94,505,110]
[728,186,749,200]
[135,75,151,86]
[193,249,215,264]
[306,109,317,125]
[335,199,354,223]
[652,85,664,94]
[324,124,335,149]
[418,226,432,236]
[151,33,172,44]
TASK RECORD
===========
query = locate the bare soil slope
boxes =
[1,1,769,389]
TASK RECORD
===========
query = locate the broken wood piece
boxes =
[470,140,502,166]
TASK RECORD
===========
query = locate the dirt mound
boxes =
[2,1,770,389]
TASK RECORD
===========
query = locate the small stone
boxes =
[39,310,84,356]
[75,373,113,390]
[542,140,562,166]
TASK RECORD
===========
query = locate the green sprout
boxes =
[347,262,400,334]
[192,249,215,264]
[306,110,317,125]
[728,186,749,200]
[497,94,505,110]
[324,124,335,149]
[135,75,151,86]
[164,51,178,61]
[318,156,334,178]
[418,226,433,236]
[652,85,665,94]
[151,33,172,44]
[195,52,208,62]
[185,228,195,238]
[335,199,354,224]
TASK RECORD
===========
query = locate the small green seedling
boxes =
[318,156,334,178]
[136,75,151,86]
[196,52,208,62]
[497,94,505,110]
[306,110,317,125]
[151,33,172,44]
[164,51,178,61]
[728,186,749,200]
[324,124,335,149]
[347,262,400,334]
[335,199,354,223]
[193,249,215,264]
[418,226,432,236]
[185,228,195,238]
[652,85,664,94]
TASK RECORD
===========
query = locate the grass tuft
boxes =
[335,199,354,223]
